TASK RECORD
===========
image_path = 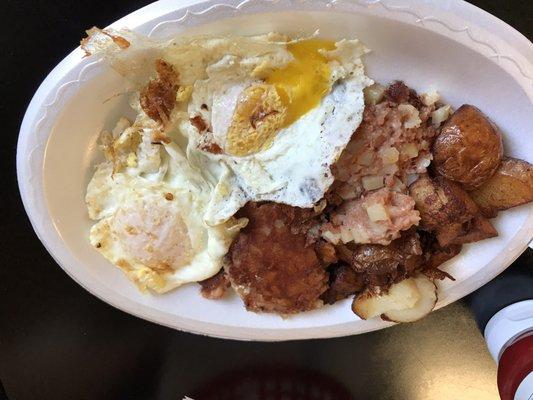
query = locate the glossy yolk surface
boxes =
[266,38,336,126]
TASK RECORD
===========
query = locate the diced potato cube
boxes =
[362,175,385,191]
[364,83,386,105]
[366,203,389,222]
[420,90,440,106]
[400,143,419,159]
[398,104,421,128]
[431,104,452,126]
[381,147,400,164]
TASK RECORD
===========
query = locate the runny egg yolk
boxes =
[266,38,336,126]
[225,38,337,157]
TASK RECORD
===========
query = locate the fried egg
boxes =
[86,116,244,293]
[179,37,372,225]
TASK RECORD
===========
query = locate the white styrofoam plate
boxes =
[17,0,533,341]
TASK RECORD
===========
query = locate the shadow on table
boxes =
[188,365,351,400]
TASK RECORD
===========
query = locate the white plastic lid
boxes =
[484,300,533,362]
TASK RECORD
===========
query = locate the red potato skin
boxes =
[433,105,503,189]
[409,175,478,231]
[321,263,364,305]
[409,175,497,246]
[469,157,533,217]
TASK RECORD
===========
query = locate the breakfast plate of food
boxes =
[17,0,533,340]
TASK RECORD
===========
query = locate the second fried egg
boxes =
[86,116,244,293]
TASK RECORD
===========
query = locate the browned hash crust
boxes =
[199,270,230,300]
[140,59,180,124]
[199,143,223,154]
[190,115,208,132]
[384,80,423,109]
[226,203,328,314]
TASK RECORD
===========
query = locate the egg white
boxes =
[86,118,244,293]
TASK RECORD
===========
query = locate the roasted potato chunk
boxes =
[433,105,503,189]
[409,175,478,230]
[352,275,437,322]
[351,230,424,287]
[409,175,497,246]
[435,215,497,246]
[427,244,461,270]
[469,157,533,217]
[380,275,437,323]
[352,278,420,320]
[419,230,462,270]
[321,263,364,305]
